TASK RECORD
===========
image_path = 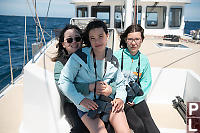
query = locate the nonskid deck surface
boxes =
[148,103,185,130]
[141,36,200,75]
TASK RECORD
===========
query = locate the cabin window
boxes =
[77,7,88,17]
[133,6,142,25]
[114,6,123,28]
[169,8,182,27]
[91,6,110,27]
[147,12,158,26]
[146,6,166,29]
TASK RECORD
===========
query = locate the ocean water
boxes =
[0,15,70,91]
[0,15,200,91]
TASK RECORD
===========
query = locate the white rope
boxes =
[31,0,47,45]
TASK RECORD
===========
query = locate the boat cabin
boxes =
[70,0,191,36]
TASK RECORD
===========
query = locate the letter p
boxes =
[189,103,199,115]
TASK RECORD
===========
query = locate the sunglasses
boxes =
[65,37,82,43]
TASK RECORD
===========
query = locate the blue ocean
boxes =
[0,15,200,91]
[0,15,70,91]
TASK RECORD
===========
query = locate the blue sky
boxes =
[0,0,200,21]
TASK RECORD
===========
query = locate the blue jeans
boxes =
[77,109,87,118]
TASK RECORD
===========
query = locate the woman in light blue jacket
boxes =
[58,20,130,133]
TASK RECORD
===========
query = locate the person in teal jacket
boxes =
[52,24,112,133]
[114,24,160,133]
[58,20,130,133]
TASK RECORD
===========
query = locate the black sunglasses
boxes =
[65,37,82,43]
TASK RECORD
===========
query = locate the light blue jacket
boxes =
[58,47,127,112]
[114,48,152,104]
[54,60,91,103]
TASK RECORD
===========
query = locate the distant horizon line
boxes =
[0,14,70,19]
[0,14,200,22]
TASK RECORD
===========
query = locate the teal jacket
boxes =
[114,48,152,104]
[58,47,127,112]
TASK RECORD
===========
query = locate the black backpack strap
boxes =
[121,49,124,71]
[136,54,141,86]
[105,48,119,68]
[75,48,87,64]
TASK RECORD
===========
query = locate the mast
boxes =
[133,0,137,25]
[124,0,134,29]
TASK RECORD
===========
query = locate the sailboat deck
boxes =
[1,36,199,133]
[35,36,199,132]
[0,76,23,133]
[149,103,185,131]
[141,36,200,75]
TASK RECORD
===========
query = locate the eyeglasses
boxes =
[64,37,82,43]
[126,38,141,43]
